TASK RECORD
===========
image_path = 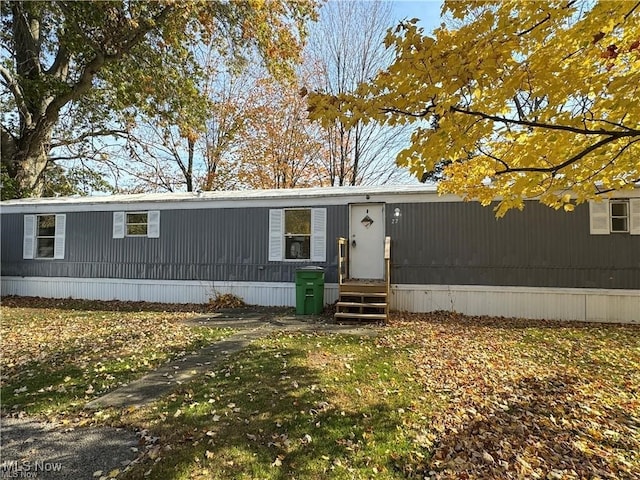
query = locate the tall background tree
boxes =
[0,0,316,199]
[115,0,408,194]
[234,71,329,189]
[305,0,410,186]
[308,0,640,214]
[113,43,255,193]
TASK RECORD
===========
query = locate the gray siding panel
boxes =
[2,201,638,289]
[1,214,22,266]
[1,206,347,284]
[386,202,640,289]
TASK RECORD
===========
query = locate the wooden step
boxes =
[338,291,387,298]
[341,280,386,285]
[334,312,387,321]
[336,301,387,308]
[339,284,386,294]
[336,278,388,323]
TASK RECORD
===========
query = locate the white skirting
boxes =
[391,284,640,323]
[1,276,638,323]
[0,276,339,308]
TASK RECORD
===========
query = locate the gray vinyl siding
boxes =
[386,201,639,289]
[1,206,348,283]
[2,201,639,289]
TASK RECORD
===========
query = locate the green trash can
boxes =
[295,267,325,315]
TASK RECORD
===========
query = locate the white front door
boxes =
[349,203,385,279]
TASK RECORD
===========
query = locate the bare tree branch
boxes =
[0,65,32,126]
[50,129,130,148]
[580,138,640,186]
[44,45,70,79]
[451,105,639,136]
[50,5,175,112]
[516,1,578,37]
[381,105,434,118]
[494,135,630,175]
[624,2,640,20]
[517,12,551,37]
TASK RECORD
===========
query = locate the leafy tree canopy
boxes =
[308,0,640,215]
[1,0,317,199]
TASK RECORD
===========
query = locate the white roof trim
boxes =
[2,184,639,214]
[0,185,456,213]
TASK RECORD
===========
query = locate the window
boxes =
[113,211,160,238]
[269,208,326,261]
[285,209,311,259]
[126,212,148,236]
[589,199,640,235]
[23,214,66,259]
[36,215,56,258]
[610,201,629,233]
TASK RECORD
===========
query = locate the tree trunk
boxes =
[4,118,56,197]
[185,137,195,192]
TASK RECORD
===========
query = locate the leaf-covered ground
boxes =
[1,298,638,479]
[0,297,231,418]
[122,312,639,480]
[382,313,640,479]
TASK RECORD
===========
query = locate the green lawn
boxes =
[1,299,638,479]
[1,298,231,418]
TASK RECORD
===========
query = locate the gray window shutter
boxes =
[113,212,125,238]
[23,215,35,259]
[630,199,640,235]
[589,200,610,235]
[268,209,283,261]
[148,210,160,238]
[311,208,327,262]
[54,214,66,259]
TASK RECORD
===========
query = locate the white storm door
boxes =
[349,203,385,279]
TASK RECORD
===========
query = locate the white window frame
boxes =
[631,199,640,235]
[23,214,66,259]
[589,198,640,235]
[610,200,629,233]
[113,211,160,238]
[126,211,149,237]
[284,208,312,260]
[268,208,326,262]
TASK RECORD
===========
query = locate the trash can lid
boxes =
[297,266,324,271]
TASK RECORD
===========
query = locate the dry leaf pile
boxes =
[380,312,639,479]
[208,293,246,310]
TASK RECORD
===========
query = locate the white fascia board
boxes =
[3,184,639,214]
[0,186,459,214]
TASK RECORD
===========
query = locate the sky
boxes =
[389,0,444,33]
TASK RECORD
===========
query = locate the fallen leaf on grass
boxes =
[378,312,640,479]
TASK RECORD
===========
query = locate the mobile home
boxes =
[1,185,638,322]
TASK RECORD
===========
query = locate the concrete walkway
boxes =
[1,417,139,480]
[2,311,379,480]
[86,312,378,409]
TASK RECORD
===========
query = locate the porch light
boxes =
[392,207,402,224]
